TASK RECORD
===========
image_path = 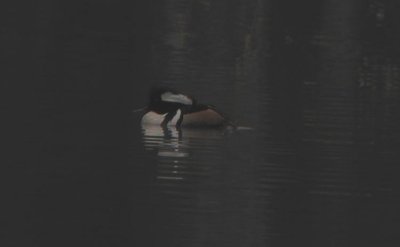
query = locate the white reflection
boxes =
[142,125,226,181]
[142,125,187,157]
[142,125,187,181]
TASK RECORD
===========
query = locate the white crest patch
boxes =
[161,92,193,105]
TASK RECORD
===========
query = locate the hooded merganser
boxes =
[140,88,232,128]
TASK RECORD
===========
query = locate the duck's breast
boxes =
[141,111,166,125]
[141,110,182,126]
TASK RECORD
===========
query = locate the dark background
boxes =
[2,0,400,246]
[2,1,154,246]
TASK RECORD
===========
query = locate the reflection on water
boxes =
[139,117,399,246]
[4,0,400,246]
[139,119,399,247]
[137,1,400,246]
[142,126,229,181]
[141,126,270,247]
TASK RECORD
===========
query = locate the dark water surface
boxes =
[2,0,400,246]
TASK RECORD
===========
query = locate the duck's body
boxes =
[182,108,225,127]
[140,88,230,128]
[141,109,182,126]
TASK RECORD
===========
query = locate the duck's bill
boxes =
[132,107,146,113]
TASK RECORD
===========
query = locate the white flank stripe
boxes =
[169,109,182,126]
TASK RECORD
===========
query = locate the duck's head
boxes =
[148,88,195,113]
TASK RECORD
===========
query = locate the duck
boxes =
[139,88,233,128]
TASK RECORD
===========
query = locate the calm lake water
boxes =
[131,2,400,246]
[2,1,400,247]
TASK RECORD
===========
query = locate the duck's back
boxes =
[181,108,225,127]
